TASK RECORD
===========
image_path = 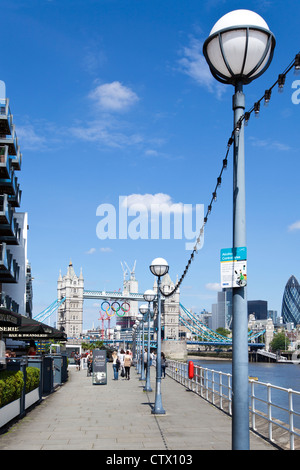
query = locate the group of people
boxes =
[112,349,167,381]
[5,340,37,359]
[112,349,133,380]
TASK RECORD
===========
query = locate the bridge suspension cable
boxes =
[33,297,66,323]
[180,303,231,343]
[179,303,265,344]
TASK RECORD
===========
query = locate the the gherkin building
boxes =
[281,275,300,325]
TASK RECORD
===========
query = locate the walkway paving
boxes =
[0,364,276,451]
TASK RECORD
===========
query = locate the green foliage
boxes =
[216,327,231,337]
[0,367,40,408]
[0,370,24,408]
[81,341,104,350]
[25,367,40,394]
[270,332,290,352]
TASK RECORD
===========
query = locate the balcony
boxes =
[0,208,20,245]
[8,184,21,207]
[0,194,20,244]
[0,146,11,179]
[0,99,13,136]
[0,172,18,196]
[0,291,19,314]
[0,124,19,156]
[10,147,22,171]
[0,242,19,283]
[0,194,12,225]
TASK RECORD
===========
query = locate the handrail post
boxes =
[288,389,295,450]
[267,384,272,442]
[250,380,256,431]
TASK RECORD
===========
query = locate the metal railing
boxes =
[167,360,300,450]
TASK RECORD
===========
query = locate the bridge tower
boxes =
[119,261,139,328]
[57,261,84,338]
[154,273,187,361]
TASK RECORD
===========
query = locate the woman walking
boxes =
[112,350,119,380]
[124,350,132,380]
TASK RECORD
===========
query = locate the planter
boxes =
[0,398,21,428]
[25,387,40,409]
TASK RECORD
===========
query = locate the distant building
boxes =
[57,261,84,338]
[268,310,278,323]
[247,300,268,320]
[0,81,31,318]
[282,275,300,326]
[117,261,139,330]
[212,289,232,330]
[159,273,180,341]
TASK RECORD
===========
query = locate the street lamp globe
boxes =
[139,304,149,315]
[203,9,275,85]
[150,258,169,277]
[143,289,156,303]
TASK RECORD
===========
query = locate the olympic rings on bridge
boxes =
[101,300,131,317]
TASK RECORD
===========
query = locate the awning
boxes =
[1,313,67,341]
[0,308,22,327]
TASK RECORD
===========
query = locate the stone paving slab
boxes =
[0,364,276,451]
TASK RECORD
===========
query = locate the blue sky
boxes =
[2,0,299,329]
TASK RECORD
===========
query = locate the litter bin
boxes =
[42,356,54,394]
[61,354,68,382]
[53,355,62,387]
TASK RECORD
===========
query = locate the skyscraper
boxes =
[281,275,300,326]
[247,300,268,320]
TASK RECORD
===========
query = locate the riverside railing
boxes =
[167,360,300,450]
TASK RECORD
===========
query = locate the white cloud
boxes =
[121,193,191,215]
[178,37,224,97]
[89,81,139,112]
[16,123,47,150]
[100,247,113,252]
[69,119,144,148]
[86,248,96,254]
[288,220,300,232]
[249,137,291,151]
[205,282,221,291]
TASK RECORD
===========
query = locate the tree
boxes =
[81,341,104,351]
[270,332,290,352]
[216,327,230,337]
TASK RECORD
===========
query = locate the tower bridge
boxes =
[83,290,145,301]
[49,260,266,359]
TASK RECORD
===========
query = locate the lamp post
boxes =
[142,289,156,392]
[132,323,137,364]
[203,9,275,450]
[138,310,146,380]
[149,257,169,414]
[134,320,141,373]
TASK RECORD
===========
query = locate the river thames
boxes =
[193,359,300,429]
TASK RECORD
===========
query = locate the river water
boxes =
[192,359,300,429]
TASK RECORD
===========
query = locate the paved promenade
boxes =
[0,364,276,451]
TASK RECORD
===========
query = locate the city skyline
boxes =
[1,0,299,329]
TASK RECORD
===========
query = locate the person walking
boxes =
[118,349,126,378]
[87,350,93,376]
[112,350,119,380]
[124,350,132,380]
[144,348,148,373]
[74,351,81,371]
